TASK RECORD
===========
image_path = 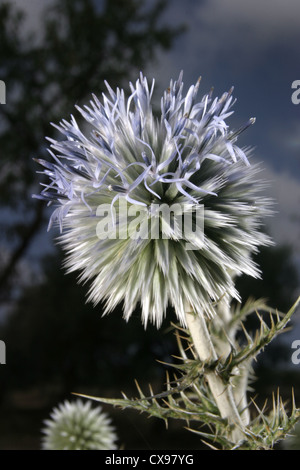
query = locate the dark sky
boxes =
[154,0,300,173]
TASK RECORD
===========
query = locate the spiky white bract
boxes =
[41,399,118,450]
[34,72,272,327]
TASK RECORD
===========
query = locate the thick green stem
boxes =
[185,308,245,444]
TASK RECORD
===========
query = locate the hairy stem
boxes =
[214,296,250,426]
[185,308,245,443]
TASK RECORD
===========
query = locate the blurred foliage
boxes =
[236,244,299,313]
[0,248,177,394]
[235,244,300,368]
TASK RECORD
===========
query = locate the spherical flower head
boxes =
[41,399,118,450]
[34,72,272,327]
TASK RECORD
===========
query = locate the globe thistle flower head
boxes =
[41,399,118,450]
[34,72,273,327]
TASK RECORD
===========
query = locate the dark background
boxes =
[0,0,300,450]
